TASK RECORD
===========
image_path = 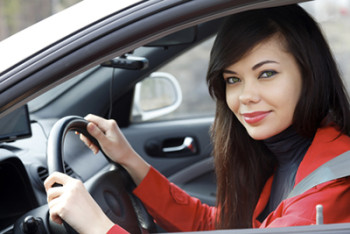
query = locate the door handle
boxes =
[162,137,197,154]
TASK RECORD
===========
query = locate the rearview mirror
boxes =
[132,72,182,122]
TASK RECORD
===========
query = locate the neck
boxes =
[258,126,313,220]
[263,125,312,168]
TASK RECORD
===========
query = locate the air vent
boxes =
[37,162,80,183]
[64,161,74,177]
[37,166,49,183]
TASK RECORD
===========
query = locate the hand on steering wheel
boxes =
[44,172,114,234]
[79,114,132,166]
[45,115,155,234]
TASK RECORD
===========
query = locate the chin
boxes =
[250,134,272,141]
[246,127,281,140]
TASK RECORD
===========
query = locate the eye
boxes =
[259,70,277,79]
[225,77,241,84]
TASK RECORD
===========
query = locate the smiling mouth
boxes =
[242,111,271,124]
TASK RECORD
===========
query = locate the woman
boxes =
[44,4,350,233]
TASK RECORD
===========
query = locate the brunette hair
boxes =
[207,4,350,229]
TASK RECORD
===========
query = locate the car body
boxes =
[0,0,350,233]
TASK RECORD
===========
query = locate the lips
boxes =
[242,111,271,124]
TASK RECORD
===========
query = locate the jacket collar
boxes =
[252,126,350,227]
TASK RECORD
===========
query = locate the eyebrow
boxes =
[252,60,278,70]
[222,60,279,74]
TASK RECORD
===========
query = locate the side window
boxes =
[301,1,350,89]
[132,1,350,123]
[132,37,216,122]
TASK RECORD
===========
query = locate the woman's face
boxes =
[223,36,302,140]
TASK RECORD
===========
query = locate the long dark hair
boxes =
[207,4,350,229]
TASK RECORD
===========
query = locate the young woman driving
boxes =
[44,4,350,233]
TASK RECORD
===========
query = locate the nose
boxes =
[238,81,260,105]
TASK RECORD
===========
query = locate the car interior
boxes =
[0,0,349,233]
[0,13,221,234]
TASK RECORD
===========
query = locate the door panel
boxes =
[122,117,216,206]
[169,157,216,206]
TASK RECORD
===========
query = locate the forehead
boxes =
[225,35,290,70]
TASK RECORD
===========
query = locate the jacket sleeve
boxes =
[260,177,350,227]
[133,167,217,232]
[107,225,129,234]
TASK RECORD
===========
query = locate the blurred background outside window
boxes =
[0,0,81,41]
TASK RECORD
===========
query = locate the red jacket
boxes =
[108,126,350,233]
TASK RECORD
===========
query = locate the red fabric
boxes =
[107,224,129,234]
[133,167,216,231]
[253,126,350,227]
[109,126,350,232]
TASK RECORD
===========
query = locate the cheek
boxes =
[272,79,302,121]
[226,88,240,114]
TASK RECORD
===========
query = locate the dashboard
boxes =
[0,113,109,233]
[0,154,37,230]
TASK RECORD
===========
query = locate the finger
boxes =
[85,114,117,133]
[85,114,106,125]
[47,192,64,225]
[79,133,99,154]
[47,186,64,203]
[50,211,63,225]
[86,122,108,147]
[80,134,99,154]
[47,191,62,210]
[79,133,92,146]
[44,172,72,191]
[48,201,64,225]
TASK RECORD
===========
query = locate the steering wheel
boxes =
[46,116,155,234]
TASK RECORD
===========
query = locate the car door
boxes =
[124,118,216,206]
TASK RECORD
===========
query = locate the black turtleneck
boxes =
[258,126,313,221]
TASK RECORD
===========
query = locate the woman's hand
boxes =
[44,172,114,234]
[80,114,150,185]
[80,114,132,165]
